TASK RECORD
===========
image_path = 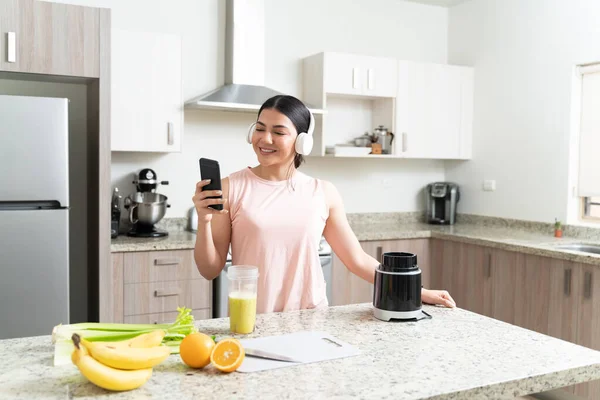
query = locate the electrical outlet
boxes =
[483,180,496,191]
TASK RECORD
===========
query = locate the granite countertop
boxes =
[111,221,600,266]
[1,304,600,399]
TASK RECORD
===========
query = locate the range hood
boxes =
[185,0,323,114]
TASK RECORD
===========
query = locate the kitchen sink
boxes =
[555,243,600,254]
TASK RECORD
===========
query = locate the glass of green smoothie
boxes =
[227,265,259,334]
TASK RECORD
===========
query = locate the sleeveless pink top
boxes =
[228,167,329,314]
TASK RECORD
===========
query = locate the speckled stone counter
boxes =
[1,304,600,399]
[111,221,600,266]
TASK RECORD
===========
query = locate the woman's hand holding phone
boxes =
[192,179,227,223]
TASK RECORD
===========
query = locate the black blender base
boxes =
[127,225,168,238]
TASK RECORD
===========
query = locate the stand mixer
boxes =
[124,168,170,237]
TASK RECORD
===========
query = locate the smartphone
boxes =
[199,158,223,210]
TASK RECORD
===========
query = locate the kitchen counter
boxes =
[111,221,600,266]
[1,303,600,399]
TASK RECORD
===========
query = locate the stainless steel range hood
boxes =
[185,0,323,114]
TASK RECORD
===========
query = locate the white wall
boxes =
[446,0,600,223]
[51,0,448,217]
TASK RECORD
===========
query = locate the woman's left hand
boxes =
[422,289,456,308]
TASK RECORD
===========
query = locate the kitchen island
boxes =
[1,304,600,399]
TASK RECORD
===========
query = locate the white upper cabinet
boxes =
[395,61,473,159]
[111,29,183,152]
[322,52,398,98]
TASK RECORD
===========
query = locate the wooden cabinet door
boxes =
[463,243,493,317]
[331,239,430,306]
[513,253,551,335]
[101,253,124,323]
[0,0,99,77]
[574,264,600,399]
[111,28,182,152]
[430,239,468,307]
[0,0,18,71]
[490,248,518,324]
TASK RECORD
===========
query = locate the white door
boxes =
[396,61,462,159]
[361,56,398,98]
[111,29,182,152]
[323,52,365,96]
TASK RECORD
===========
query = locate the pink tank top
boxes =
[228,167,329,314]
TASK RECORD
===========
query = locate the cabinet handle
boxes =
[376,246,383,263]
[402,133,407,152]
[352,67,360,89]
[564,268,572,296]
[367,68,374,90]
[154,258,181,266]
[7,32,16,63]
[154,288,181,297]
[486,253,492,278]
[584,271,593,299]
[167,122,174,145]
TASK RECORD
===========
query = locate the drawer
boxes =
[123,250,198,283]
[123,279,211,316]
[123,309,212,324]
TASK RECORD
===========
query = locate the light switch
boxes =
[483,180,496,191]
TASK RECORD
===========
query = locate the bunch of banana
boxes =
[70,330,171,391]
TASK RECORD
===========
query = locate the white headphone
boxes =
[247,109,315,156]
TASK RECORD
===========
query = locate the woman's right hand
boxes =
[192,179,228,223]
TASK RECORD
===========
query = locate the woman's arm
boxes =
[193,177,232,280]
[322,181,379,283]
[322,181,456,308]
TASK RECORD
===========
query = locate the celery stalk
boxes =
[52,307,198,366]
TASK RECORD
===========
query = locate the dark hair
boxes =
[257,95,311,169]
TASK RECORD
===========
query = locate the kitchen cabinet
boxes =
[431,239,594,398]
[310,52,398,98]
[105,250,212,323]
[110,28,182,152]
[331,238,430,306]
[302,52,472,160]
[574,264,600,399]
[395,61,473,159]
[0,0,100,77]
[429,239,491,313]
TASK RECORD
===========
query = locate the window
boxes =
[577,64,600,221]
[583,197,600,219]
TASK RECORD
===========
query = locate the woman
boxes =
[193,95,456,313]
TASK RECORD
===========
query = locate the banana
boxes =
[81,337,171,370]
[71,334,153,392]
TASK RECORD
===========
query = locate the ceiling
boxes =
[402,0,471,7]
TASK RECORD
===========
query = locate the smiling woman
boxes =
[192,95,456,315]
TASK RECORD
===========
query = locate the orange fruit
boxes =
[210,338,245,373]
[179,332,215,369]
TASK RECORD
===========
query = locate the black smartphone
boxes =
[199,158,223,210]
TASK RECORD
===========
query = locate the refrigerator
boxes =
[0,94,70,340]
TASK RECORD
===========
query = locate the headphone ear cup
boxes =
[295,132,313,155]
[247,123,256,144]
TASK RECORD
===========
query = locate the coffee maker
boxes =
[425,182,460,225]
[124,168,170,237]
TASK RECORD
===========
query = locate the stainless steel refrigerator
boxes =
[0,94,70,339]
